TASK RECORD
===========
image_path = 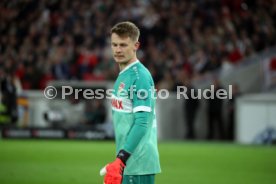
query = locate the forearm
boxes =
[121,112,149,157]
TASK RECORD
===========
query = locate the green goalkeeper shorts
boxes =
[122,174,155,184]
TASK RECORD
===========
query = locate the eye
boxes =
[120,44,127,47]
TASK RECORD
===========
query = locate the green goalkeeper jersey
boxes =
[111,60,161,175]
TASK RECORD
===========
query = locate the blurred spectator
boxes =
[206,78,225,140]
[183,77,199,140]
[227,83,241,140]
[0,70,20,125]
[0,99,10,125]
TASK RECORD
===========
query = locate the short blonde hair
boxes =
[111,21,140,41]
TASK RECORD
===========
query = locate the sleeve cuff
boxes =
[133,106,152,113]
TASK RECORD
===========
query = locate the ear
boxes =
[134,41,140,51]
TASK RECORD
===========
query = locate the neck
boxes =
[119,57,137,71]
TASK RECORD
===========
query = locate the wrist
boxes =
[117,150,131,165]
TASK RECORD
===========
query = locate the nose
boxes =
[115,47,122,53]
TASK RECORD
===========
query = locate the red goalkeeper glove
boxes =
[104,158,125,184]
[101,150,131,184]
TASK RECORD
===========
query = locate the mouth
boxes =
[115,55,124,59]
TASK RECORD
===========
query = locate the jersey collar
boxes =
[119,60,139,75]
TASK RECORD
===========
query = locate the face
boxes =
[111,33,139,64]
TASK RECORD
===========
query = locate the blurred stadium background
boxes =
[1,0,276,183]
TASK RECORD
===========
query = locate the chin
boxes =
[115,59,128,63]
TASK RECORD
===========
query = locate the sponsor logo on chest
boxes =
[111,94,133,113]
[111,98,123,109]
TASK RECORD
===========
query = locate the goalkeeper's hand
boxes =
[100,150,131,184]
[104,158,125,184]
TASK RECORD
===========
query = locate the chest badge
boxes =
[118,82,125,92]
[117,82,128,97]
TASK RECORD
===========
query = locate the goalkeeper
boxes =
[100,21,161,184]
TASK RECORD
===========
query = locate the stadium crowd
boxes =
[0,0,276,90]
